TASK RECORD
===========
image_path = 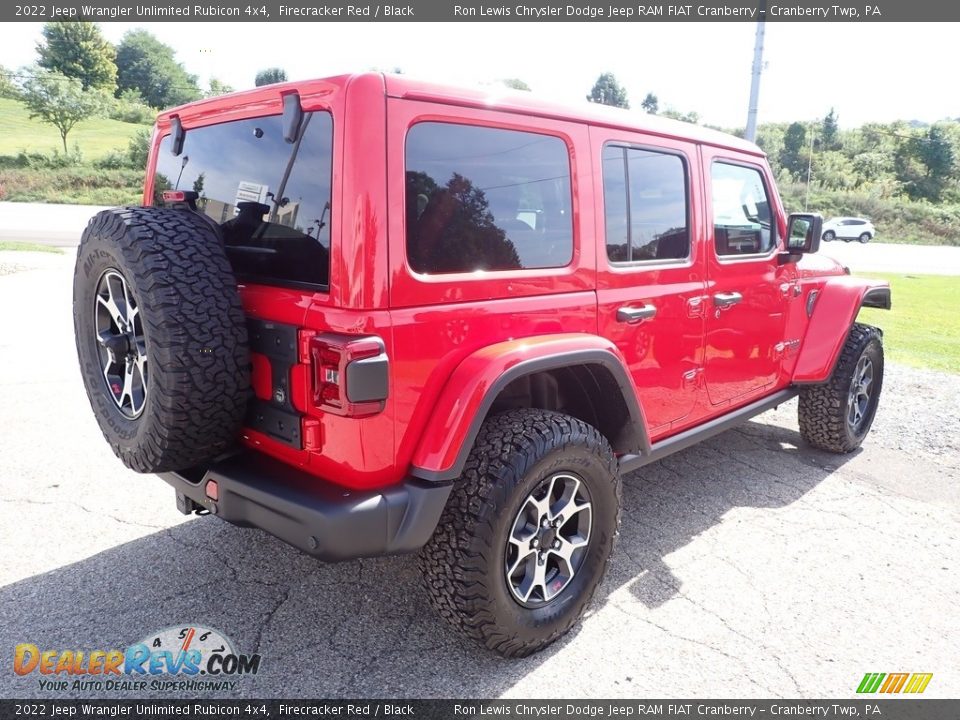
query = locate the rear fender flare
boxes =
[410,334,650,483]
[793,277,891,384]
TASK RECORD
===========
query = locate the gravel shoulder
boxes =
[0,253,957,699]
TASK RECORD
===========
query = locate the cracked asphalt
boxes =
[1,250,958,699]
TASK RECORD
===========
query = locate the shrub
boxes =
[128,128,151,170]
[94,149,132,169]
[108,89,155,125]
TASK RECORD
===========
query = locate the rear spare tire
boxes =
[73,207,249,473]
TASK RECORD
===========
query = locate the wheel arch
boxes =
[409,334,650,483]
[793,276,891,384]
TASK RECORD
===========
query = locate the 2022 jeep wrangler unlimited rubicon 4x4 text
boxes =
[73,73,891,657]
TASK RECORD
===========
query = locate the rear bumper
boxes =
[159,453,451,562]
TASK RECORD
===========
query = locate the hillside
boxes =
[0,98,149,159]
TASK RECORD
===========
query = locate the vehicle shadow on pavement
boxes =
[0,416,855,699]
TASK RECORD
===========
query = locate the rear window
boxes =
[153,111,333,289]
[405,122,573,274]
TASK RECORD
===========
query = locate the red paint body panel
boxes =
[139,72,886,492]
[410,333,638,474]
[793,276,891,383]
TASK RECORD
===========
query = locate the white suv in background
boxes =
[822,217,876,243]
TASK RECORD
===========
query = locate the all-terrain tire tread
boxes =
[74,206,249,473]
[418,408,621,658]
[798,322,883,454]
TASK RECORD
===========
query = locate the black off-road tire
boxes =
[798,323,884,454]
[74,207,249,473]
[419,409,621,657]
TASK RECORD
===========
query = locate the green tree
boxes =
[586,72,629,109]
[0,65,19,99]
[641,92,658,114]
[779,122,808,178]
[206,77,234,97]
[36,22,117,91]
[20,69,105,153]
[896,125,956,201]
[115,30,201,109]
[661,108,700,124]
[501,78,531,91]
[821,107,840,150]
[255,67,287,87]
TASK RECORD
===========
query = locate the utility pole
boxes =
[805,123,816,211]
[745,3,766,143]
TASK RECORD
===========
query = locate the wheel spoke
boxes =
[96,293,123,328]
[507,545,537,579]
[519,557,548,603]
[549,475,588,523]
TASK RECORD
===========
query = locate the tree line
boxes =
[0,22,289,152]
[3,25,957,208]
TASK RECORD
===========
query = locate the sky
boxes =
[1,21,957,129]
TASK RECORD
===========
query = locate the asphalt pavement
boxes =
[0,249,958,699]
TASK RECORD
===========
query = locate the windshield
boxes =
[153,111,333,289]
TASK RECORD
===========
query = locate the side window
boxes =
[711,162,775,257]
[602,144,689,263]
[405,122,573,274]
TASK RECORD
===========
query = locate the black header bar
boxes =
[3,0,960,22]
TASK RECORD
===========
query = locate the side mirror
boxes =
[785,213,822,254]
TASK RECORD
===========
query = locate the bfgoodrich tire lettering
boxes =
[73,207,249,473]
[798,323,884,453]
[418,408,621,657]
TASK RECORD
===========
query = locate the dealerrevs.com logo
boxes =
[13,625,261,693]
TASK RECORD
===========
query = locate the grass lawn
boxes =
[857,273,959,374]
[0,97,149,160]
[0,241,62,253]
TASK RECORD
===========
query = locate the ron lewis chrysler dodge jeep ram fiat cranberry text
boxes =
[73,73,891,657]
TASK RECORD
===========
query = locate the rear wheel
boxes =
[859,233,872,243]
[798,323,884,453]
[419,409,621,657]
[74,207,249,473]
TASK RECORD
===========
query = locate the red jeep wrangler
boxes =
[73,73,891,657]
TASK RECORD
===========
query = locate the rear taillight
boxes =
[310,334,388,417]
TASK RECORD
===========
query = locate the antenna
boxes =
[745,4,766,143]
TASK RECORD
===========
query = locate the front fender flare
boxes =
[793,276,891,384]
[409,334,649,483]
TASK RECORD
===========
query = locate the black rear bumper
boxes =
[159,453,451,562]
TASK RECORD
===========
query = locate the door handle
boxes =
[616,304,657,323]
[713,292,743,309]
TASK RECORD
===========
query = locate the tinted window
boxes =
[711,163,775,256]
[405,122,573,274]
[602,145,689,263]
[154,112,333,288]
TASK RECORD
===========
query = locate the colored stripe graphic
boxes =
[857,672,932,694]
[880,673,910,693]
[904,673,933,694]
[857,673,885,693]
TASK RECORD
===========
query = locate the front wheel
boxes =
[798,323,884,453]
[822,231,836,241]
[419,409,621,657]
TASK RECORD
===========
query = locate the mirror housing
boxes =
[169,115,185,156]
[785,213,823,254]
[282,92,303,144]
